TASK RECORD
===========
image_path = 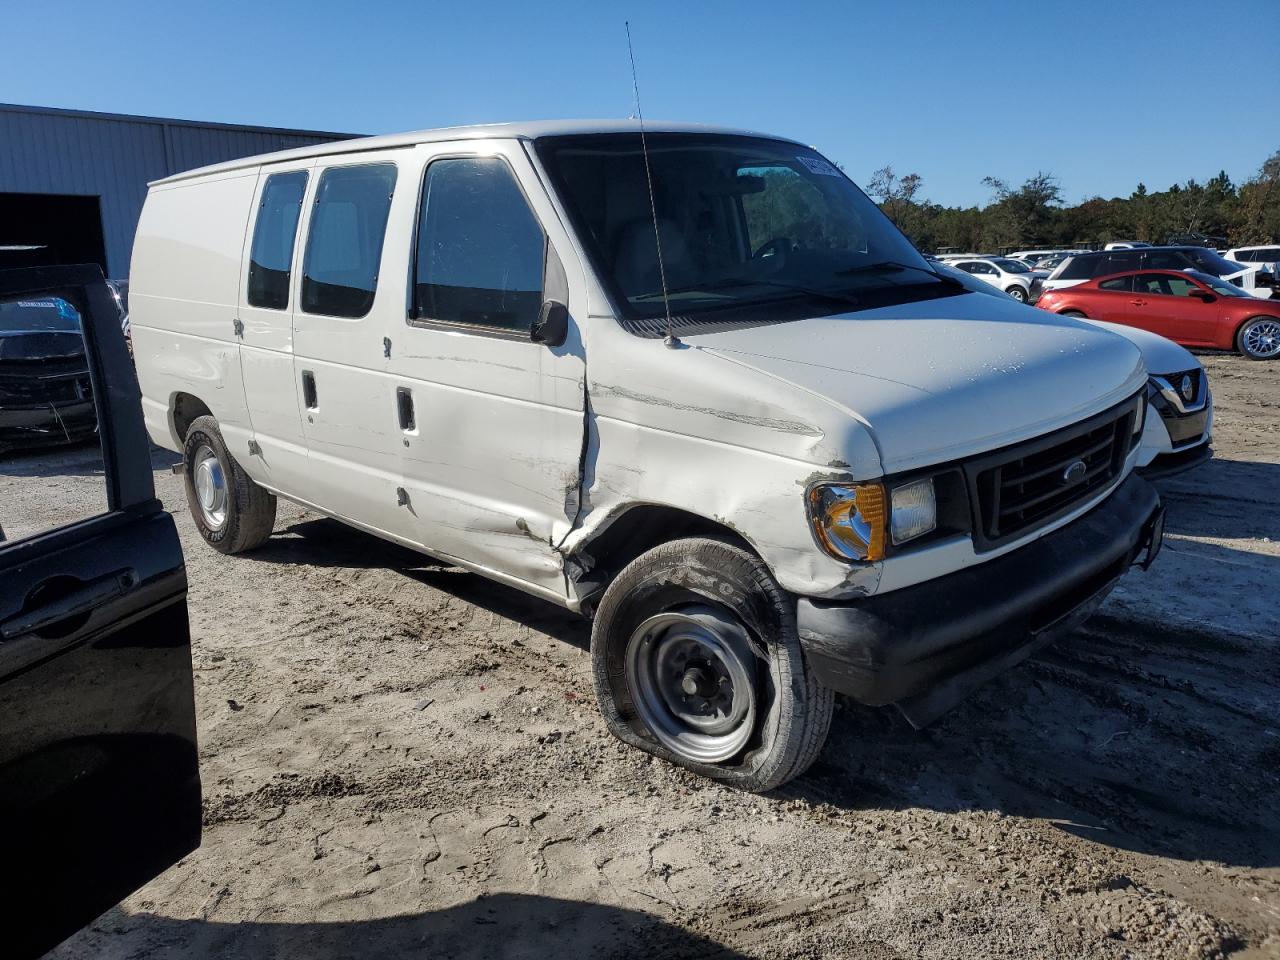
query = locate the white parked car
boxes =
[1223,246,1279,295]
[947,256,1042,302]
[1224,244,1280,266]
[130,121,1166,790]
[1092,322,1213,477]
[1104,241,1153,250]
[933,260,1212,477]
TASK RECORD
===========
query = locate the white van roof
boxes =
[151,119,798,186]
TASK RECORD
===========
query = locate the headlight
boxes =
[807,483,887,561]
[807,478,938,561]
[890,477,937,544]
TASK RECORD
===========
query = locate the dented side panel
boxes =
[382,141,589,597]
[562,317,885,601]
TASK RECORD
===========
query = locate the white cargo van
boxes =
[131,121,1164,790]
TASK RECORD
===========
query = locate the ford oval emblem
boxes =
[1180,374,1195,402]
[1062,460,1088,486]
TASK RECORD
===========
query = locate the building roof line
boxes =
[0,101,360,141]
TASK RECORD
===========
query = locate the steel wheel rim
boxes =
[624,604,758,764]
[1243,319,1280,358]
[192,443,229,530]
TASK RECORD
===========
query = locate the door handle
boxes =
[0,570,136,641]
[396,387,415,432]
[1130,298,1146,306]
[301,370,318,409]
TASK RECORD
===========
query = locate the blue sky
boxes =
[5,0,1276,207]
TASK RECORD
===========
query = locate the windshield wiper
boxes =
[634,277,862,307]
[837,260,966,290]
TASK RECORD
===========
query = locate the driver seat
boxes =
[613,219,692,299]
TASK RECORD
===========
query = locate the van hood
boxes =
[1076,318,1197,376]
[683,292,1146,474]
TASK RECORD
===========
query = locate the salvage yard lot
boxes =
[7,352,1278,959]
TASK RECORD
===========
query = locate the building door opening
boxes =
[0,193,107,272]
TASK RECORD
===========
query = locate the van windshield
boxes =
[536,133,952,326]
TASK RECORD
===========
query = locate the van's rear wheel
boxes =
[182,415,276,554]
[591,537,833,792]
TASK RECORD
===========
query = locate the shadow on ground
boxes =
[245,515,592,652]
[58,894,747,959]
[1151,456,1280,541]
[0,437,106,477]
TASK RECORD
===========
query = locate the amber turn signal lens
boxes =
[807,482,888,562]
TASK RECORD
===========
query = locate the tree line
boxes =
[865,148,1280,254]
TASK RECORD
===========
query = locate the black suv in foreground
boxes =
[0,265,199,960]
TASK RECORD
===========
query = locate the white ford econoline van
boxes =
[131,121,1165,790]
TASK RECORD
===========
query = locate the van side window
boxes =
[413,157,544,333]
[247,171,308,310]
[301,164,397,319]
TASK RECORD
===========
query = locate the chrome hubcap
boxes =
[624,604,758,764]
[192,443,228,530]
[1243,319,1280,359]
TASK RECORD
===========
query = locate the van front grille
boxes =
[966,392,1142,550]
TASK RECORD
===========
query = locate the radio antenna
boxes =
[625,21,680,348]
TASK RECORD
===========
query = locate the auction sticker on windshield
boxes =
[796,156,841,176]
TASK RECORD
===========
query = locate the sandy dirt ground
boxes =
[5,352,1278,959]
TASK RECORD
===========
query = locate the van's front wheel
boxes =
[591,537,833,792]
[182,415,277,554]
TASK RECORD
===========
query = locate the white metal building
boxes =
[0,103,356,278]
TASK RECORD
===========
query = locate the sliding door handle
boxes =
[301,370,318,409]
[396,387,415,432]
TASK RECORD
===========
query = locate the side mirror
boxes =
[531,300,568,346]
[1191,290,1215,303]
[532,239,570,347]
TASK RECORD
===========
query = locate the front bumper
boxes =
[1138,442,1212,480]
[797,473,1162,727]
[0,400,98,449]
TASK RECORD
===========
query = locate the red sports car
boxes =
[1035,269,1280,360]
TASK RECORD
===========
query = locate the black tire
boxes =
[1005,285,1028,303]
[1235,316,1280,360]
[590,537,833,792]
[182,415,276,554]
[1061,309,1088,319]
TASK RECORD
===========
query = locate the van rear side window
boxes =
[301,164,397,318]
[413,157,544,332]
[247,171,308,310]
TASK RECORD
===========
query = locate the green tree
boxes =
[980,172,1063,247]
[864,148,1278,252]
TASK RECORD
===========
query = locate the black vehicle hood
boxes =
[0,332,87,362]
